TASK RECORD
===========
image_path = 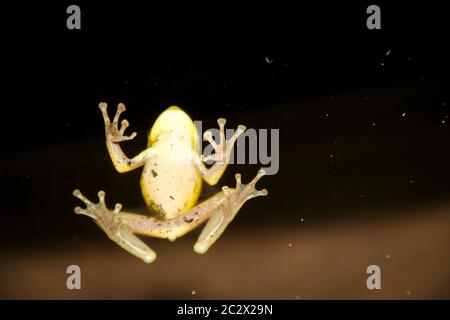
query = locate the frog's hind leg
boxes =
[193,169,268,254]
[73,189,157,263]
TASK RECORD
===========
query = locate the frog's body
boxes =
[141,106,202,219]
[73,103,268,263]
[141,149,202,219]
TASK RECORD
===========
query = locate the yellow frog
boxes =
[73,103,268,263]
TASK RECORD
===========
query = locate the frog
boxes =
[73,102,268,263]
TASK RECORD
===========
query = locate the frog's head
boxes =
[149,106,199,148]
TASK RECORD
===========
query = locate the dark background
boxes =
[1,2,449,299]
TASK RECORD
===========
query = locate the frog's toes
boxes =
[216,117,247,148]
[99,102,111,126]
[112,103,126,128]
[99,102,137,143]
[220,170,268,207]
[113,202,123,215]
[234,124,247,139]
[73,189,156,264]
[73,189,122,220]
[237,169,268,201]
[111,104,137,142]
[203,131,218,149]
[202,118,247,164]
[200,153,221,163]
[234,173,242,189]
[73,189,94,218]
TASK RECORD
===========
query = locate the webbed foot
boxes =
[201,118,246,164]
[73,189,156,263]
[99,102,137,143]
[194,169,268,254]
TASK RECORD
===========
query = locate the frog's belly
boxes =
[141,159,202,220]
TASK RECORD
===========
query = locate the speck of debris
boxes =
[402,112,406,117]
[192,290,196,295]
[264,56,274,64]
[288,243,293,247]
[184,217,194,223]
[151,169,158,177]
[169,195,174,200]
[385,254,390,258]
[386,49,391,56]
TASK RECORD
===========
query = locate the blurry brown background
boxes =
[1,3,449,299]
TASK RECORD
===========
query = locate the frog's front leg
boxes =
[72,189,157,263]
[194,169,268,254]
[195,118,246,185]
[99,102,155,173]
